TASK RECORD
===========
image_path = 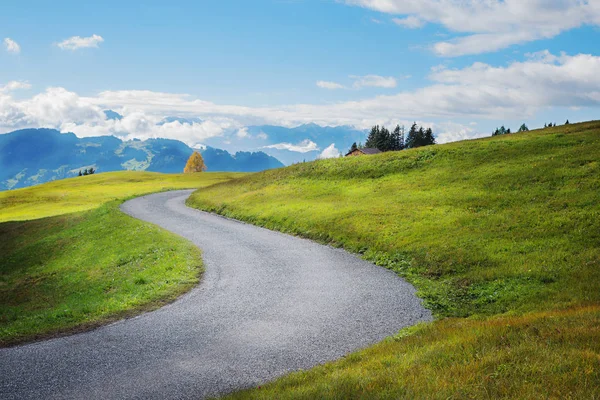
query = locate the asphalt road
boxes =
[1,190,431,399]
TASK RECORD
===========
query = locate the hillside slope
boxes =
[0,172,241,345]
[188,121,600,399]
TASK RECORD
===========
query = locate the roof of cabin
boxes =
[346,147,382,156]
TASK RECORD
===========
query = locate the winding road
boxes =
[1,190,431,399]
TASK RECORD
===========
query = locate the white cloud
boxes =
[1,51,600,143]
[317,80,345,90]
[0,81,31,93]
[318,143,342,159]
[263,139,319,153]
[351,75,397,89]
[0,85,226,146]
[256,132,268,140]
[3,38,20,54]
[318,75,398,91]
[57,34,104,51]
[392,16,424,29]
[344,0,600,56]
[236,127,249,138]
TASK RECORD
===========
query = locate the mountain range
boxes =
[0,129,283,191]
[202,123,368,165]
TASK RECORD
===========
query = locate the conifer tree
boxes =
[184,151,207,173]
[392,124,404,150]
[518,124,529,132]
[377,126,391,151]
[565,119,570,125]
[424,127,436,145]
[405,123,419,149]
[365,125,380,148]
[349,142,358,153]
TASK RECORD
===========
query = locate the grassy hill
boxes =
[188,121,600,399]
[0,171,243,346]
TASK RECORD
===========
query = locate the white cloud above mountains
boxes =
[318,143,342,159]
[263,139,319,153]
[345,0,600,56]
[3,38,20,54]
[1,51,600,145]
[57,34,104,50]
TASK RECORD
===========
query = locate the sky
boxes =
[1,0,600,158]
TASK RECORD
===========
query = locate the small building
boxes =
[345,147,382,157]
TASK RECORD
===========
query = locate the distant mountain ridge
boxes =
[0,129,283,191]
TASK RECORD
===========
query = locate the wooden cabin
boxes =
[345,147,382,157]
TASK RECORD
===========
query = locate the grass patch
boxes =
[0,170,245,222]
[223,306,600,399]
[187,121,600,398]
[0,171,243,345]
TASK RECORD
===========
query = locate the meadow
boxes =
[187,121,600,399]
[0,171,243,346]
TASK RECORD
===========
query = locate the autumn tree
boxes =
[184,151,207,173]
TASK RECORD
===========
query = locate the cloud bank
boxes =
[1,52,599,145]
[345,0,600,56]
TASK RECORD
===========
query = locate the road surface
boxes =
[1,190,431,399]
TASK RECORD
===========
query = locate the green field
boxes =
[188,121,600,399]
[0,171,243,346]
[0,170,243,223]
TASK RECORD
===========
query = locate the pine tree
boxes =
[83,169,88,176]
[417,127,425,147]
[184,151,207,173]
[405,123,419,149]
[365,125,380,149]
[565,119,570,125]
[424,127,436,145]
[392,124,404,150]
[518,124,529,132]
[88,167,95,175]
[78,170,82,177]
[377,126,391,151]
[349,142,358,153]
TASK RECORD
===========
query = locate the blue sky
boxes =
[1,0,600,159]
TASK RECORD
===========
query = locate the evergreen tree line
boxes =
[78,168,96,176]
[493,120,570,136]
[350,123,436,153]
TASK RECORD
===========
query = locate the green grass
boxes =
[0,171,243,346]
[187,121,600,399]
[0,171,244,222]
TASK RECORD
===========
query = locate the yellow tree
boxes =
[183,151,207,173]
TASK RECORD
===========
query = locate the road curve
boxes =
[1,190,431,399]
